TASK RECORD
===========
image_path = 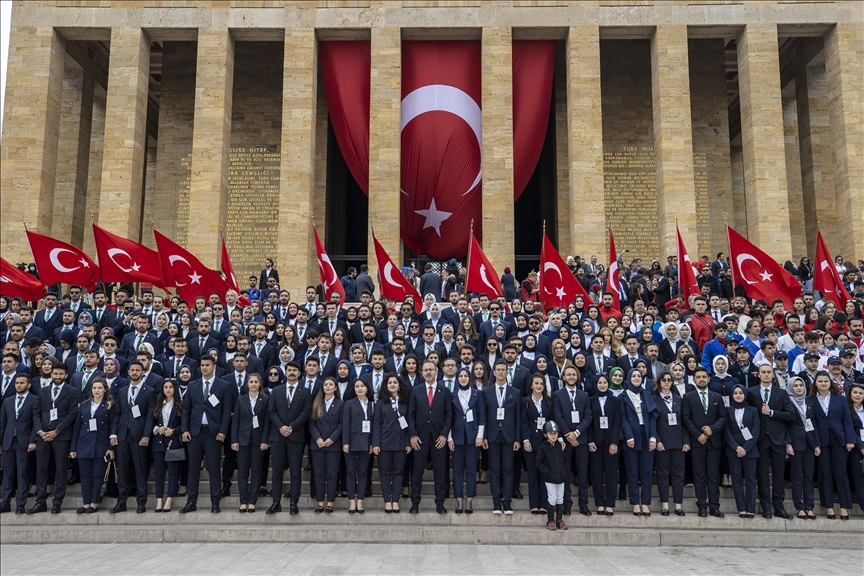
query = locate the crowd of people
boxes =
[1,253,863,532]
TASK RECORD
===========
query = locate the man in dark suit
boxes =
[266,361,312,515]
[359,350,389,399]
[414,325,445,364]
[553,365,593,515]
[408,360,453,513]
[0,374,39,514]
[188,318,220,362]
[480,360,521,515]
[28,362,78,514]
[18,307,44,344]
[525,315,552,358]
[313,333,339,379]
[418,264,443,302]
[584,335,614,378]
[747,364,797,519]
[682,366,728,517]
[259,258,279,288]
[180,355,232,513]
[34,293,63,337]
[209,303,230,338]
[477,302,512,345]
[136,351,165,391]
[118,314,159,361]
[501,344,531,397]
[249,324,276,371]
[1,354,21,401]
[348,305,374,345]
[615,334,647,373]
[51,310,78,347]
[272,291,292,324]
[318,302,347,336]
[357,325,385,363]
[164,338,199,379]
[219,352,252,497]
[109,361,155,514]
[69,349,105,401]
[384,337,408,373]
[61,285,90,319]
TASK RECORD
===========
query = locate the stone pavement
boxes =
[1,543,861,576]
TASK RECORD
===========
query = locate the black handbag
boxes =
[101,459,118,498]
[164,437,186,462]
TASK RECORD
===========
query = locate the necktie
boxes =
[257,342,262,356]
[204,380,210,400]
[508,367,513,383]
[427,385,434,406]
[135,334,144,351]
[321,354,327,366]
[214,320,220,331]
[596,356,602,372]
[307,379,314,390]
[72,302,78,312]
[700,390,707,411]
[330,321,334,333]
[663,394,672,408]
[288,385,295,403]
[82,370,91,390]
[130,385,138,404]
[2,375,9,395]
[281,308,286,318]
[77,355,84,372]
[52,386,60,406]
[16,395,23,416]
[375,373,381,392]
[237,374,243,390]
[46,309,52,321]
[446,379,452,392]
[570,390,575,406]
[298,327,304,340]
[175,358,182,374]
[366,343,371,357]
[395,357,402,371]
[763,388,769,403]
[498,386,505,403]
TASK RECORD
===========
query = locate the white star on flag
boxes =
[414,198,452,237]
[759,270,773,282]
[80,259,90,268]
[189,271,202,284]
[131,263,141,272]
[555,287,567,299]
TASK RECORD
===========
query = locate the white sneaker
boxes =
[493,507,503,515]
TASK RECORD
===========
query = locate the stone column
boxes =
[730,145,748,236]
[651,26,697,258]
[736,24,792,259]
[566,26,605,259]
[554,45,570,257]
[52,55,94,249]
[824,22,864,259]
[187,29,235,267]
[782,94,806,260]
[481,27,515,271]
[82,83,107,258]
[277,29,319,298]
[368,27,402,285]
[0,26,64,263]
[98,27,150,241]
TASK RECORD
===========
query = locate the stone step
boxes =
[1,523,857,549]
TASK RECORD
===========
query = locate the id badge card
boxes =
[723,397,730,408]
[466,409,474,423]
[536,417,546,430]
[571,410,580,424]
[804,418,814,432]
[131,405,141,419]
[859,429,864,443]
[497,407,505,421]
[49,408,58,421]
[252,415,260,429]
[88,418,98,432]
[741,427,753,441]
[667,413,677,426]
[398,416,408,430]
[208,394,220,407]
[362,420,371,433]
[599,416,609,429]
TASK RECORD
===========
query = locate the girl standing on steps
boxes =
[309,377,343,514]
[151,379,183,513]
[449,367,484,514]
[343,379,374,514]
[69,377,114,515]
[724,383,759,519]
[231,374,270,513]
[373,374,412,513]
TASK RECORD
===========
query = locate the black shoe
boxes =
[502,502,513,515]
[762,511,772,519]
[258,487,270,497]
[27,502,46,515]
[661,509,670,516]
[674,509,685,517]
[0,503,10,514]
[76,507,87,514]
[437,504,447,514]
[16,506,26,515]
[774,509,791,519]
[409,504,419,514]
[51,504,61,514]
[315,506,324,514]
[86,507,98,514]
[136,505,146,514]
[266,503,282,515]
[325,506,333,513]
[109,503,126,514]
[289,504,299,515]
[605,509,614,516]
[698,509,708,518]
[211,503,221,513]
[67,476,80,486]
[179,503,197,514]
[512,489,523,500]
[840,514,850,521]
[365,488,373,498]
[709,509,724,518]
[562,505,571,516]
[220,483,231,498]
[579,506,592,516]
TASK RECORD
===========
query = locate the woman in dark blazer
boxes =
[70,377,115,514]
[373,374,412,513]
[847,382,864,514]
[810,371,856,519]
[450,367,485,514]
[724,383,760,518]
[309,376,343,513]
[520,373,552,515]
[619,368,659,516]
[342,379,374,513]
[786,376,821,519]
[652,371,690,516]
[587,375,620,516]
[151,379,183,513]
[230,373,270,513]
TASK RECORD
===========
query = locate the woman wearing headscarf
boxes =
[549,339,569,384]
[566,331,585,360]
[334,360,353,400]
[587,374,620,516]
[786,376,821,519]
[520,334,539,372]
[582,305,602,333]
[448,367,484,514]
[709,356,738,399]
[676,323,701,363]
[608,366,626,397]
[438,324,457,359]
[620,368,659,516]
[724,383,760,518]
[652,370,690,516]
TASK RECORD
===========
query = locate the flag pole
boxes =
[466,219,474,294]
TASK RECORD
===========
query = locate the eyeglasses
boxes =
[660,377,672,382]
[487,343,497,347]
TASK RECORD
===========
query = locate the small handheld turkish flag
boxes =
[153,230,231,304]
[814,231,851,307]
[607,228,622,310]
[93,224,166,290]
[220,235,251,307]
[540,234,590,308]
[373,234,421,309]
[26,230,100,291]
[1,258,45,301]
[313,226,345,305]
[465,233,503,299]
[676,226,700,307]
[727,225,802,308]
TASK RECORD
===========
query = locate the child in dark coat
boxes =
[535,421,571,530]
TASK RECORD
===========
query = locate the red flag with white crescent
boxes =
[373,235,421,310]
[727,225,802,308]
[540,234,590,308]
[607,228,622,310]
[153,230,231,304]
[676,226,700,307]
[220,235,251,307]
[1,257,46,301]
[465,234,503,299]
[25,230,100,291]
[92,224,166,290]
[313,225,345,305]
[814,231,851,307]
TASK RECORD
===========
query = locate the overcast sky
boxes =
[0,1,12,138]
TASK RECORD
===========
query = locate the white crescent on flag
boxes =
[107,248,137,273]
[168,254,192,286]
[735,253,763,285]
[319,254,338,288]
[383,261,403,289]
[49,248,81,273]
[543,262,562,294]
[479,264,498,294]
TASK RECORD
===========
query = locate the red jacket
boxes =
[687,312,715,351]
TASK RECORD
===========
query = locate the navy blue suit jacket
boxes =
[71,400,115,458]
[341,397,373,451]
[480,384,520,444]
[181,377,232,437]
[552,387,592,440]
[723,405,760,458]
[810,392,856,447]
[0,392,39,450]
[450,386,485,445]
[309,397,343,451]
[372,398,411,451]
[114,383,156,442]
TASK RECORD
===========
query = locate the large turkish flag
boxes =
[727,226,802,308]
[26,230,100,291]
[1,258,45,301]
[92,224,166,289]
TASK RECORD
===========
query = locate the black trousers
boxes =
[817,437,852,510]
[221,418,236,487]
[487,438,514,507]
[655,448,685,504]
[411,436,447,506]
[690,445,722,511]
[270,440,303,505]
[1,443,30,507]
[589,443,618,508]
[755,437,787,512]
[78,457,107,505]
[849,449,864,513]
[379,450,407,503]
[788,446,816,511]
[344,450,370,500]
[152,450,180,499]
[35,439,70,506]
[236,443,264,505]
[522,449,546,509]
[729,455,758,513]
[566,443,589,508]
[186,428,222,505]
[116,434,149,506]
[311,449,341,503]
